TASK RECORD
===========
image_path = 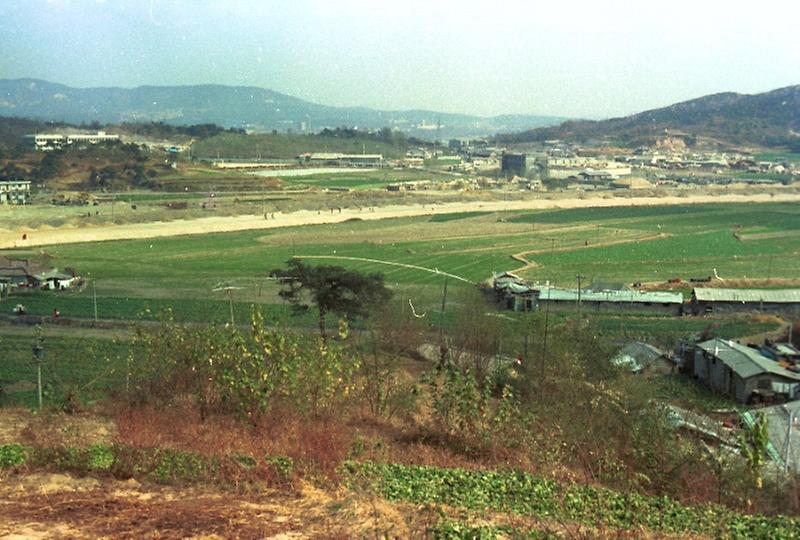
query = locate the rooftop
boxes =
[693,288,800,304]
[611,341,668,372]
[538,287,683,304]
[697,338,800,381]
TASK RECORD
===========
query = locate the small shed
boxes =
[694,339,800,404]
[611,341,674,375]
[35,270,77,290]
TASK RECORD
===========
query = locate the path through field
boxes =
[2,193,799,249]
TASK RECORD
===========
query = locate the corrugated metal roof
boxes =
[538,287,683,304]
[697,339,800,381]
[693,288,800,304]
[612,341,667,372]
[501,282,533,294]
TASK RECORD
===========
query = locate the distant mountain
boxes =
[498,85,800,149]
[0,79,564,140]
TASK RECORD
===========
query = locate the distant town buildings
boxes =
[25,131,120,151]
[0,180,31,204]
[297,153,384,168]
[501,152,526,176]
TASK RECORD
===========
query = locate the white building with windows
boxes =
[0,180,31,204]
[25,131,119,151]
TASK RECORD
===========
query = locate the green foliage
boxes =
[271,259,392,338]
[86,444,115,471]
[129,310,360,419]
[30,444,115,473]
[265,454,294,482]
[430,520,557,539]
[344,462,800,538]
[426,361,528,453]
[0,444,31,468]
[739,411,770,489]
[152,449,212,483]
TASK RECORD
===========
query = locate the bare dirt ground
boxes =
[0,474,414,539]
[2,192,799,249]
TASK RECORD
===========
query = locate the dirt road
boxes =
[2,193,799,249]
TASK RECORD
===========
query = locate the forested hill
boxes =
[497,85,800,149]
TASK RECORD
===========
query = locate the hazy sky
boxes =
[1,0,798,119]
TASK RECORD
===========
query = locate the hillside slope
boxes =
[499,85,800,149]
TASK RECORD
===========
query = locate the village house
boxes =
[691,288,800,315]
[693,338,800,404]
[536,286,683,314]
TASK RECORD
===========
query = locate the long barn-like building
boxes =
[691,288,800,315]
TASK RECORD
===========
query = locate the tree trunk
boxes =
[318,308,327,340]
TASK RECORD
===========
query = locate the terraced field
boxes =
[2,202,798,343]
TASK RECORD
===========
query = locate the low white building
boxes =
[0,180,31,204]
[25,131,120,151]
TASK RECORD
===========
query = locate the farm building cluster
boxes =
[492,272,800,316]
[609,335,800,472]
[0,256,79,299]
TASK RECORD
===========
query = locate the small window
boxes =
[758,380,771,390]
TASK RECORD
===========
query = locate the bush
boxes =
[128,310,360,420]
[0,444,31,468]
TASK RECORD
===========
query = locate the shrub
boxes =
[0,444,31,468]
[128,310,361,420]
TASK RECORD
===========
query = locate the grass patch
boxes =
[429,211,492,222]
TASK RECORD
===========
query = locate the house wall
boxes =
[693,349,798,403]
[539,299,680,314]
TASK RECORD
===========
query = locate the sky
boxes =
[0,0,798,119]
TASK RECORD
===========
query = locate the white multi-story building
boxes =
[0,180,31,204]
[25,131,120,151]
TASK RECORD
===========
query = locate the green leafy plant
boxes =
[0,444,31,468]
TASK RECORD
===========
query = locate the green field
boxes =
[754,151,800,163]
[2,201,798,345]
[191,132,408,160]
[0,330,129,408]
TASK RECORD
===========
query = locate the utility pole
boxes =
[227,289,235,326]
[439,276,449,345]
[540,284,551,386]
[784,407,796,473]
[262,181,267,219]
[576,274,586,319]
[92,278,98,323]
[32,336,44,411]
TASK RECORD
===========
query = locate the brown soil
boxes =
[0,474,422,539]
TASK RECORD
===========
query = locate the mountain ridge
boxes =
[0,78,564,140]
[497,85,800,149]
